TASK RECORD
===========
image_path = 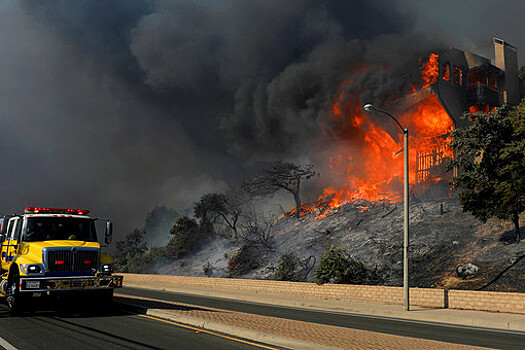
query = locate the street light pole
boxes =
[363,104,410,311]
[403,127,409,311]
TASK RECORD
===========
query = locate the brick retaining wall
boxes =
[448,289,525,314]
[121,273,525,314]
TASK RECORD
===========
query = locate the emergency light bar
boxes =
[24,207,91,215]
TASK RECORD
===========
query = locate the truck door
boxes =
[1,218,21,271]
[0,220,13,271]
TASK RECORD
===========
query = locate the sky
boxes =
[0,0,522,241]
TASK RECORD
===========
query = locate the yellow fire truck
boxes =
[0,207,123,314]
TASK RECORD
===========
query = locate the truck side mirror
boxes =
[0,234,5,242]
[0,218,5,235]
[105,221,113,245]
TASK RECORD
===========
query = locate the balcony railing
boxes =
[466,84,500,107]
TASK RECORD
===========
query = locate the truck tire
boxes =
[98,288,114,308]
[6,274,26,315]
[84,289,113,312]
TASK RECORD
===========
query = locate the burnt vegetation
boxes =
[243,162,317,218]
[113,184,277,275]
[194,191,244,240]
[114,103,525,291]
[273,253,317,281]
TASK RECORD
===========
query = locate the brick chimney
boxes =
[494,38,520,105]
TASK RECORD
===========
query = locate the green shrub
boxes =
[227,243,260,277]
[314,245,382,285]
[273,253,298,281]
[114,229,148,273]
[113,229,172,273]
[165,216,203,259]
[139,246,168,273]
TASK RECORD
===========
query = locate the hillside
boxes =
[154,194,525,292]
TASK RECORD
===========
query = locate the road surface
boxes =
[0,287,523,349]
[0,295,278,350]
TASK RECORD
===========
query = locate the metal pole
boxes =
[403,128,409,311]
[363,104,410,311]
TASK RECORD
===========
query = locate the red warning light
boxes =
[24,207,90,215]
[56,260,65,265]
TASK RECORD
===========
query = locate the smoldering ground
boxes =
[0,1,520,242]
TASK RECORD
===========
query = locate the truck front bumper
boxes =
[19,275,123,292]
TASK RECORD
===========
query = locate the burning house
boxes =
[411,37,520,192]
[315,38,520,215]
[441,38,520,118]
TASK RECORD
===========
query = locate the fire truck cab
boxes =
[0,207,123,314]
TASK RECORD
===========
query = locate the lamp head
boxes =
[363,104,376,112]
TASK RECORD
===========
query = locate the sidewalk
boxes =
[115,292,487,350]
[121,280,525,333]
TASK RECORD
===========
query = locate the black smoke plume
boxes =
[0,0,469,238]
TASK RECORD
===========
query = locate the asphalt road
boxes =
[119,286,525,350]
[0,295,279,350]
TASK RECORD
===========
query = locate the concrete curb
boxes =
[116,300,339,350]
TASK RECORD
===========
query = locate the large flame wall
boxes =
[320,87,453,209]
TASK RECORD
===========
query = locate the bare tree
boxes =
[238,206,276,251]
[194,188,247,240]
[243,162,317,218]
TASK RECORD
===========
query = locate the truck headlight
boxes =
[20,264,43,274]
[100,263,113,274]
[28,265,41,273]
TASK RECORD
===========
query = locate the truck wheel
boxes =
[87,289,113,312]
[6,274,25,315]
[99,289,114,307]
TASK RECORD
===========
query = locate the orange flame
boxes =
[421,53,439,88]
[469,105,489,114]
[316,54,453,214]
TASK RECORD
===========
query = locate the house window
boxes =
[489,73,497,88]
[442,62,450,81]
[453,66,463,86]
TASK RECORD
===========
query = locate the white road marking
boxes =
[0,334,17,350]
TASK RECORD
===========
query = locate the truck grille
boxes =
[46,249,99,273]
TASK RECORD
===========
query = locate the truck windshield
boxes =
[23,217,97,242]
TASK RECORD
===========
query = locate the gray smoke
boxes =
[398,0,525,64]
[0,0,519,240]
[130,0,424,160]
[0,1,228,238]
